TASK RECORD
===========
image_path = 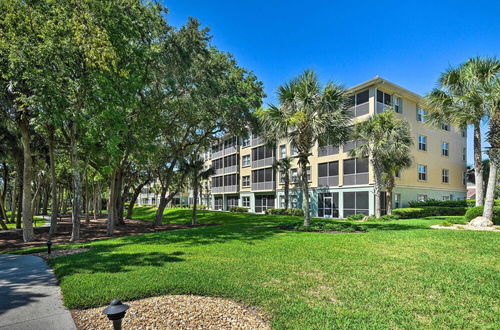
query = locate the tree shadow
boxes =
[49,250,185,278]
[0,255,53,316]
[356,222,430,231]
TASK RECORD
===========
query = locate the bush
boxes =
[464,206,500,225]
[345,213,365,221]
[378,214,399,221]
[408,199,500,208]
[393,206,467,219]
[229,206,249,213]
[265,208,304,216]
[279,220,366,233]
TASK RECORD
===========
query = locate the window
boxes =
[394,96,403,113]
[242,196,250,207]
[211,176,224,187]
[442,195,450,201]
[223,154,238,168]
[242,175,250,187]
[441,122,450,131]
[214,197,223,210]
[280,145,287,159]
[318,161,339,186]
[306,166,311,182]
[349,90,370,116]
[395,169,401,178]
[252,168,275,183]
[442,169,449,184]
[318,192,339,218]
[463,147,466,161]
[394,193,401,209]
[223,174,238,186]
[416,106,426,122]
[356,90,369,105]
[462,172,467,185]
[377,90,392,105]
[343,191,369,216]
[242,155,250,167]
[291,168,298,183]
[418,165,427,181]
[227,196,239,208]
[242,137,250,147]
[418,135,427,151]
[252,145,275,161]
[291,144,298,156]
[417,194,428,202]
[255,195,275,213]
[441,142,449,156]
[343,158,368,185]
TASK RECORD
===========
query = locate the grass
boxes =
[18,207,500,329]
[2,212,46,230]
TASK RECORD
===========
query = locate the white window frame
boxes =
[280,144,287,159]
[442,169,449,184]
[291,168,298,183]
[416,106,426,122]
[441,142,449,157]
[242,155,250,167]
[242,196,250,207]
[418,164,427,181]
[242,175,250,187]
[418,135,427,151]
[394,193,401,208]
[242,137,250,147]
[394,96,403,113]
[417,194,428,201]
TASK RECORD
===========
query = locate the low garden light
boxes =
[103,299,129,330]
[46,240,52,254]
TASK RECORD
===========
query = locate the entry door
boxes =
[324,196,333,218]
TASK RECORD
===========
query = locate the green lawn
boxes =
[25,208,500,328]
[2,212,46,230]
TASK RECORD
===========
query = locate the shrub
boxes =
[279,220,366,233]
[345,213,365,221]
[378,214,399,221]
[464,206,500,225]
[408,199,500,208]
[265,208,304,216]
[229,206,249,213]
[393,206,467,219]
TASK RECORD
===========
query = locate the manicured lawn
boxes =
[32,208,500,328]
[2,212,46,230]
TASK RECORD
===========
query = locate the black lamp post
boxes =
[103,299,129,330]
[46,240,52,254]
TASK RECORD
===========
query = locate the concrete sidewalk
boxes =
[0,254,76,330]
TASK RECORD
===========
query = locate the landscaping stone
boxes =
[71,295,270,330]
[468,216,494,227]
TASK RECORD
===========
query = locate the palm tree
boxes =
[381,150,412,215]
[425,56,500,207]
[185,157,215,225]
[259,70,351,226]
[350,109,412,217]
[272,157,293,210]
[479,75,500,225]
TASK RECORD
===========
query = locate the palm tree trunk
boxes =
[482,147,499,222]
[474,124,484,206]
[386,189,393,215]
[284,174,290,210]
[299,157,311,226]
[19,116,34,242]
[371,158,382,218]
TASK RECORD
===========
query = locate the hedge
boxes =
[408,199,500,208]
[229,206,249,213]
[265,208,304,216]
[392,206,467,219]
[464,206,500,225]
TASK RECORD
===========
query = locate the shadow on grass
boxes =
[49,250,185,277]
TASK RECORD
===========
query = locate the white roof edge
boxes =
[348,76,423,102]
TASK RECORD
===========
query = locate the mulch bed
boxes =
[0,215,217,252]
[71,295,270,330]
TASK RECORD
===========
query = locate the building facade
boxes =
[208,77,468,217]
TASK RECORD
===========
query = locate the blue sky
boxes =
[162,0,500,165]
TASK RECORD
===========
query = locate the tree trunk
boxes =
[284,173,290,210]
[48,130,58,235]
[9,172,17,222]
[19,116,34,241]
[482,149,498,222]
[115,169,124,225]
[126,180,148,219]
[153,187,168,226]
[191,179,198,225]
[0,196,8,230]
[42,185,49,215]
[107,168,120,236]
[386,188,393,215]
[474,124,484,206]
[93,182,99,220]
[1,162,8,214]
[84,167,90,223]
[299,157,311,226]
[70,124,82,242]
[371,158,382,218]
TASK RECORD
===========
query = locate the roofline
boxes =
[348,76,423,102]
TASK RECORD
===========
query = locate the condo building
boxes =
[203,77,467,218]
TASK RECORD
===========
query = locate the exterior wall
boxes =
[394,186,467,208]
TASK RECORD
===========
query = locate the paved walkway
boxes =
[0,254,76,330]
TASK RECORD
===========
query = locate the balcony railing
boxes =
[252,181,275,191]
[224,165,239,174]
[318,176,339,187]
[212,150,224,159]
[214,168,224,176]
[224,145,239,155]
[212,186,224,194]
[343,173,369,186]
[224,185,239,193]
[376,102,385,114]
[318,145,339,157]
[252,157,275,169]
[252,136,264,146]
[348,102,370,117]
